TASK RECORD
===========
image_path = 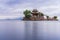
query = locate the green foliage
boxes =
[23,10,31,18]
[40,13,44,16]
[39,12,44,16]
[54,16,57,19]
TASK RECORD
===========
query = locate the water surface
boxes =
[0,20,60,40]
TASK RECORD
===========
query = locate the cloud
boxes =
[0,0,60,18]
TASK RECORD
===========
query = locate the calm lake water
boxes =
[0,20,60,40]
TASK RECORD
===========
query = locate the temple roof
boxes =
[32,9,38,12]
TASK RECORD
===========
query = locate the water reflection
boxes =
[25,21,33,40]
[32,22,38,40]
[24,21,60,40]
[0,21,60,40]
[25,21,45,40]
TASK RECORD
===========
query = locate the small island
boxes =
[23,9,58,21]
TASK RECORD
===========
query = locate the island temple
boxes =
[23,9,58,21]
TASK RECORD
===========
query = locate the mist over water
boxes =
[0,20,60,40]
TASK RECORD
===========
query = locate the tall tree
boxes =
[23,10,31,18]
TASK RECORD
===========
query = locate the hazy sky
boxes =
[0,0,60,19]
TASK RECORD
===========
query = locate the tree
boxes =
[39,12,44,16]
[46,16,49,19]
[54,16,57,19]
[23,10,31,18]
[40,13,44,16]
